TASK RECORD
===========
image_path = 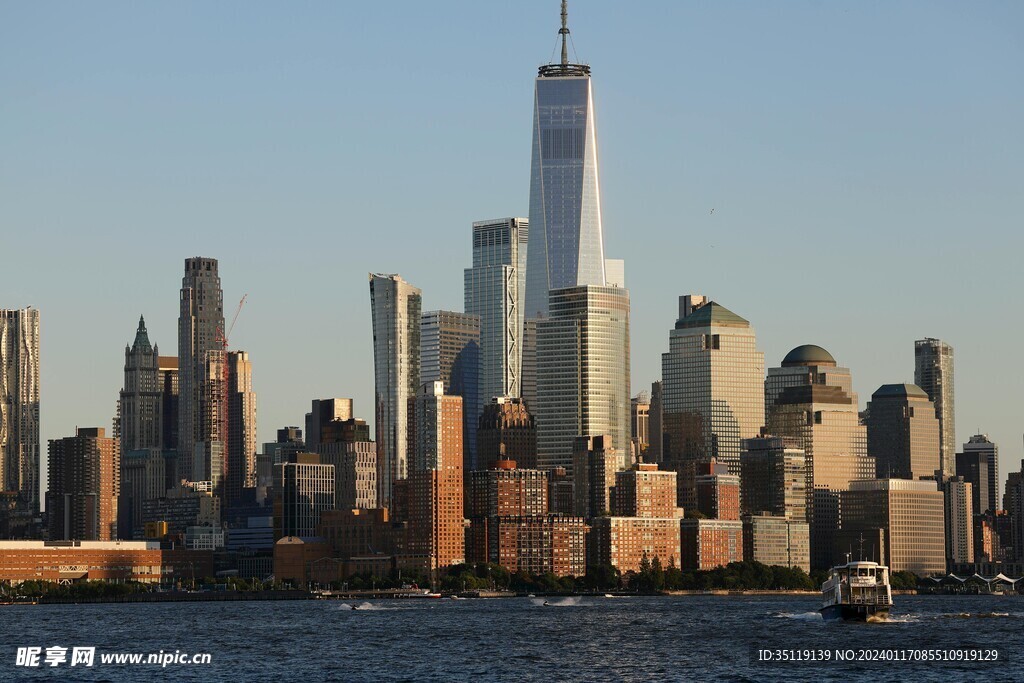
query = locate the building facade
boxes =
[915,338,955,478]
[369,273,421,508]
[407,382,465,572]
[535,286,630,473]
[943,476,974,566]
[840,479,946,575]
[274,454,335,539]
[476,397,537,471]
[0,307,40,515]
[572,435,621,519]
[679,518,743,571]
[866,384,940,481]
[46,427,119,541]
[523,10,606,321]
[661,296,765,500]
[740,436,807,522]
[120,316,163,453]
[956,434,999,516]
[742,514,810,573]
[420,310,480,471]
[464,217,528,408]
[177,257,225,483]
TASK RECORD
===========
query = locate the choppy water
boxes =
[2,595,1021,681]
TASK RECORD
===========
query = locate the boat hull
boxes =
[820,604,889,622]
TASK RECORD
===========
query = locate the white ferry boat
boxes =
[820,560,892,622]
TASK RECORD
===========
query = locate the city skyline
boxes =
[2,1,1023,499]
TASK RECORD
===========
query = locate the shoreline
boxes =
[13,587,1012,605]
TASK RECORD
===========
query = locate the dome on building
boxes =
[781,344,836,367]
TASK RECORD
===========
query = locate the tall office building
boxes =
[942,476,974,565]
[464,217,528,409]
[523,3,606,320]
[915,338,955,477]
[119,316,163,453]
[661,296,765,492]
[368,273,421,508]
[765,345,874,488]
[0,308,40,514]
[408,382,465,572]
[315,414,377,511]
[764,345,874,568]
[840,479,946,575]
[421,310,480,471]
[304,398,353,451]
[695,460,741,521]
[46,428,119,541]
[631,392,650,462]
[572,435,620,519]
[956,434,999,515]
[866,384,940,481]
[648,381,664,463]
[225,350,256,507]
[178,257,225,482]
[535,285,630,473]
[740,436,807,522]
[159,356,179,455]
[476,397,537,471]
[274,453,335,539]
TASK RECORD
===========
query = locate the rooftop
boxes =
[781,344,836,367]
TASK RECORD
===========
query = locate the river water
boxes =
[1,594,1020,681]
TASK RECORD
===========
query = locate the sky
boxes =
[2,1,1022,496]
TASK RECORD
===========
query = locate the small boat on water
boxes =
[820,559,892,622]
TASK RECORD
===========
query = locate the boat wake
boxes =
[938,612,1014,619]
[338,602,391,611]
[533,597,583,607]
[772,611,822,621]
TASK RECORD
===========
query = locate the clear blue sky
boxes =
[2,1,1022,494]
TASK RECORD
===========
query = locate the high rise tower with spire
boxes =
[120,316,163,453]
[523,0,607,321]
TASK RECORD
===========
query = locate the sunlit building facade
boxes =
[369,273,421,508]
[661,296,764,509]
[0,308,40,516]
[866,384,940,481]
[535,286,630,473]
[915,338,955,478]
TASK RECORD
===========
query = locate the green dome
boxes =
[781,344,836,367]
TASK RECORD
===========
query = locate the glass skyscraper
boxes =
[535,285,630,474]
[661,296,766,476]
[464,217,528,405]
[369,273,421,508]
[523,8,606,320]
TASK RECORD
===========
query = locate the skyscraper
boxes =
[408,382,465,572]
[740,436,807,522]
[915,338,955,477]
[119,316,163,453]
[661,296,765,498]
[535,285,630,473]
[46,427,119,541]
[420,310,480,470]
[368,273,421,508]
[178,257,225,482]
[866,384,940,480]
[305,398,353,451]
[464,217,528,408]
[225,350,256,507]
[523,2,606,320]
[956,434,999,515]
[0,308,40,515]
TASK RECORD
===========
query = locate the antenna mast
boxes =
[560,0,569,65]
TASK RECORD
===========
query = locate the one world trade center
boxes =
[523,1,608,320]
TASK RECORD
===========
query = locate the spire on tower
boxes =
[560,0,569,66]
